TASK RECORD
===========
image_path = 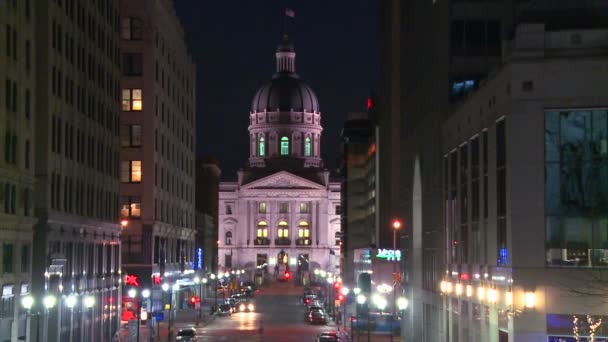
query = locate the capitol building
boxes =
[217,36,341,285]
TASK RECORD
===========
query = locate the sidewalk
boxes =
[332,302,401,342]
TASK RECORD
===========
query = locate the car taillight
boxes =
[305,299,310,304]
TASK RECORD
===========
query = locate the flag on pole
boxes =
[285,8,295,18]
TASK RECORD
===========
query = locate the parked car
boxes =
[176,328,197,341]
[303,295,317,306]
[308,310,327,325]
[317,332,340,342]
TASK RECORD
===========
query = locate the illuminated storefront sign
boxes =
[197,248,203,270]
[125,274,140,286]
[376,249,401,262]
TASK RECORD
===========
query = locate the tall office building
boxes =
[380,1,608,341]
[31,0,123,341]
[119,0,197,322]
[0,1,36,340]
[195,157,221,275]
[338,112,377,285]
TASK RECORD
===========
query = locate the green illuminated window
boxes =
[280,136,289,156]
[304,137,311,156]
[258,136,265,156]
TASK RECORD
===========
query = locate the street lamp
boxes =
[356,295,370,342]
[391,219,402,342]
[341,287,350,330]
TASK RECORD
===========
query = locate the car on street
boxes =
[238,301,256,312]
[308,309,327,325]
[316,332,340,342]
[303,295,317,306]
[217,303,233,316]
[304,305,324,320]
[176,328,198,341]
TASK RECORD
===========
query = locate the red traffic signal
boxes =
[334,282,341,290]
[338,294,345,302]
[190,296,200,304]
[284,272,291,280]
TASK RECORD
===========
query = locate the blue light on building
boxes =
[197,248,203,270]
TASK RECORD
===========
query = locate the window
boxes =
[304,137,311,156]
[121,17,143,40]
[121,125,142,147]
[257,221,268,238]
[121,160,142,183]
[23,188,29,216]
[122,53,142,76]
[279,202,288,213]
[20,244,29,273]
[335,205,341,215]
[24,140,29,169]
[120,196,141,218]
[225,204,232,215]
[278,221,289,238]
[258,136,265,157]
[225,231,232,245]
[299,202,309,213]
[25,89,30,118]
[224,254,232,268]
[258,202,266,213]
[297,221,310,245]
[122,88,142,111]
[3,244,13,274]
[335,232,341,246]
[280,136,289,156]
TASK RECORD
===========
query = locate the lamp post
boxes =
[83,295,95,342]
[395,296,409,341]
[356,294,369,342]
[341,287,349,330]
[128,289,140,342]
[65,295,77,342]
[141,289,150,342]
[391,219,402,342]
[210,273,217,313]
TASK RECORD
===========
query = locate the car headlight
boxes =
[248,304,254,311]
[239,304,245,312]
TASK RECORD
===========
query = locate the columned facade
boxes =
[219,36,341,284]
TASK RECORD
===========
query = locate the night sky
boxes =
[174,1,379,177]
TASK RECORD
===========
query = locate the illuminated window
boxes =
[258,136,265,157]
[298,221,310,245]
[120,196,141,218]
[122,89,142,111]
[299,202,309,213]
[121,160,142,183]
[257,221,268,238]
[280,136,289,156]
[304,137,311,156]
[121,17,143,40]
[259,202,266,213]
[278,221,289,238]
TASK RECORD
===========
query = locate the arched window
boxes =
[280,136,289,156]
[297,221,310,245]
[335,232,341,246]
[258,136,265,157]
[225,231,233,245]
[304,137,312,156]
[257,221,268,238]
[278,220,289,238]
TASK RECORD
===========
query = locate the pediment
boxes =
[241,171,326,190]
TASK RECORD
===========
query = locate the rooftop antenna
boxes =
[284,8,295,40]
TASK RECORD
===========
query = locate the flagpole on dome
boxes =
[283,8,295,40]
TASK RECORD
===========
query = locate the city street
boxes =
[183,282,344,342]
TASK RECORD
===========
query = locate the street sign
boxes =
[152,311,164,321]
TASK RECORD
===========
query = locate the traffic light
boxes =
[334,282,341,290]
[190,296,196,304]
[284,272,291,280]
[338,294,345,302]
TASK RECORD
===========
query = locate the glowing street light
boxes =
[142,289,151,299]
[128,289,137,298]
[356,294,367,305]
[65,295,77,308]
[162,283,170,292]
[84,295,95,308]
[353,287,361,295]
[397,297,409,310]
[341,287,350,296]
[202,278,208,284]
[194,276,200,284]
[43,295,57,309]
[21,296,34,310]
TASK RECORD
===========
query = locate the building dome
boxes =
[251,75,319,113]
